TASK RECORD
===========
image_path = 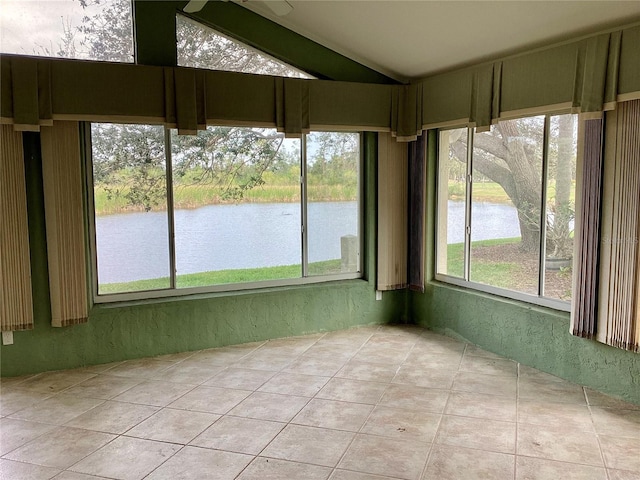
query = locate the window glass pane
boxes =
[91,124,169,294]
[306,132,360,276]
[544,114,577,301]
[436,128,467,278]
[1,0,133,62]
[176,14,311,78]
[470,117,544,295]
[171,127,301,287]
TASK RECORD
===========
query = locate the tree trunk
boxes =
[495,121,542,253]
[452,119,546,253]
[517,208,541,252]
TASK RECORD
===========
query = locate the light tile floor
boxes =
[1,325,639,480]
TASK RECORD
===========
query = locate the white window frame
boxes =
[86,124,363,303]
[434,114,577,312]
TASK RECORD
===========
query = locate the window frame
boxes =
[85,124,364,304]
[434,113,578,312]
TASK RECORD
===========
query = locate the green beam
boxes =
[132,0,396,84]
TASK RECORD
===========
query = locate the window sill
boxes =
[91,275,367,308]
[430,275,572,314]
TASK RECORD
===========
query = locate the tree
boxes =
[76,0,134,62]
[450,115,575,253]
[91,123,166,211]
[50,0,310,211]
[308,132,359,186]
[171,127,287,202]
[176,15,307,78]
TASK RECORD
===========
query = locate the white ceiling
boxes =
[241,1,640,82]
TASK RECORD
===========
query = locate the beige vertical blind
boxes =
[41,121,88,327]
[0,125,34,331]
[597,99,640,352]
[377,132,408,290]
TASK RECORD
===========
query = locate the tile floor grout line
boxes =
[298,326,396,479]
[332,330,434,480]
[418,346,459,480]
[139,442,189,480]
[62,428,126,477]
[585,386,613,480]
[223,333,337,479]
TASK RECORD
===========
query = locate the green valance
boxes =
[0,55,404,138]
[1,22,639,139]
[419,22,640,129]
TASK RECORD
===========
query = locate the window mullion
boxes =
[464,128,474,281]
[165,129,177,290]
[538,116,551,297]
[84,123,100,301]
[301,135,309,277]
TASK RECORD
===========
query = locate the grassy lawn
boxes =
[99,259,342,294]
[444,237,522,289]
[448,182,512,203]
[94,184,357,215]
[448,181,576,205]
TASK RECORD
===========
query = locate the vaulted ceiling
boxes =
[240,1,640,82]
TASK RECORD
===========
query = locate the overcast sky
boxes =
[1,0,107,57]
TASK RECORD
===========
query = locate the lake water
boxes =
[95,201,358,284]
[445,200,521,244]
[95,200,521,284]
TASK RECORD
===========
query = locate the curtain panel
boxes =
[596,99,640,352]
[0,126,34,331]
[41,121,89,327]
[377,132,408,291]
[571,118,604,339]
[408,133,427,292]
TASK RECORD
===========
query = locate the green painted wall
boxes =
[0,131,408,376]
[412,130,640,405]
[3,281,404,376]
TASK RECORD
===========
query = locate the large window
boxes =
[176,14,311,78]
[436,114,577,309]
[0,0,133,62]
[88,124,361,300]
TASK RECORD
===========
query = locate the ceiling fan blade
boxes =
[262,0,293,16]
[183,0,210,13]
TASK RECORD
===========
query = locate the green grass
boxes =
[448,181,576,205]
[94,184,357,215]
[98,259,343,294]
[448,182,511,203]
[442,237,521,288]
